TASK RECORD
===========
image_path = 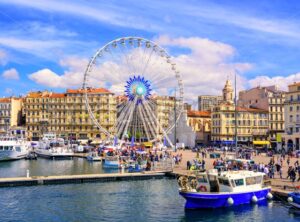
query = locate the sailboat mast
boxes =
[174,88,177,152]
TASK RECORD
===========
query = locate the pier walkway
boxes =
[0,171,172,187]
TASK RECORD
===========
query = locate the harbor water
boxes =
[0,159,300,221]
[0,158,119,178]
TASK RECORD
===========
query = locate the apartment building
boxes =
[24,88,116,141]
[282,82,300,150]
[239,85,285,148]
[0,98,23,134]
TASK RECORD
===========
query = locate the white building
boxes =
[168,110,196,149]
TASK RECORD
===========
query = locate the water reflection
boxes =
[0,158,119,178]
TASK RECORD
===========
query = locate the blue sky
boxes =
[1,0,300,100]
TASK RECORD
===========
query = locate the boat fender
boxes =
[266,192,273,200]
[287,197,293,203]
[199,185,207,192]
[227,197,234,206]
[251,195,258,203]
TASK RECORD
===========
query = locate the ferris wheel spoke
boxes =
[121,97,137,140]
[124,41,139,75]
[116,101,135,137]
[114,101,132,132]
[119,43,136,75]
[137,106,150,141]
[141,47,155,76]
[139,103,157,140]
[143,99,165,140]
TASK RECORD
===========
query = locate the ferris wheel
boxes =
[83,37,184,146]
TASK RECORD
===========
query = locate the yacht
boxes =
[0,129,30,161]
[178,170,272,209]
[35,133,74,159]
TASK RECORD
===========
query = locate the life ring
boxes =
[199,185,207,192]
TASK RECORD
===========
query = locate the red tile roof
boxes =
[289,82,300,87]
[66,88,111,94]
[187,110,211,118]
[0,98,11,103]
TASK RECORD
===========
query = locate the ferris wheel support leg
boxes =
[142,100,160,140]
[121,97,137,140]
[137,106,150,141]
[114,101,133,138]
[143,100,173,147]
[140,104,157,140]
[117,100,137,138]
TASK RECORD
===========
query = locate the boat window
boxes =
[0,146,3,150]
[234,179,244,186]
[255,176,262,184]
[208,175,217,181]
[218,178,230,186]
[246,177,256,185]
[197,175,208,183]
[15,147,21,152]
[4,146,9,150]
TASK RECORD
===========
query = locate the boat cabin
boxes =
[189,170,264,193]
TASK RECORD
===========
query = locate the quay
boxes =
[0,171,171,188]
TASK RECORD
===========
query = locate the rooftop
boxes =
[66,88,112,94]
[187,110,211,118]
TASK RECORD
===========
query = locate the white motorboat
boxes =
[0,129,30,161]
[87,151,102,161]
[35,133,74,159]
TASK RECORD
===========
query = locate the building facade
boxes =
[282,82,300,150]
[211,104,269,146]
[0,98,23,134]
[198,95,222,111]
[24,88,116,141]
[187,110,211,145]
[211,80,269,146]
[239,85,285,148]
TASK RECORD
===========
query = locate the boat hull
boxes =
[103,160,120,168]
[180,187,271,209]
[35,149,74,159]
[0,150,28,161]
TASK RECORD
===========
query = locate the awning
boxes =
[143,142,152,147]
[253,141,270,145]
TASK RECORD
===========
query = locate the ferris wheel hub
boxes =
[125,75,151,104]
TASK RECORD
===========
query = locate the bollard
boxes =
[26,169,30,178]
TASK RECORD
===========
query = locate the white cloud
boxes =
[155,35,252,101]
[248,73,300,91]
[2,68,19,80]
[28,36,252,103]
[28,57,88,88]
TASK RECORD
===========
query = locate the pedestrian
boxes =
[202,159,205,170]
[187,160,191,170]
[279,166,283,179]
[290,167,296,182]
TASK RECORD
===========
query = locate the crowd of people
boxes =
[180,146,300,185]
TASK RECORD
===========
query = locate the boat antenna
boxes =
[234,72,238,154]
